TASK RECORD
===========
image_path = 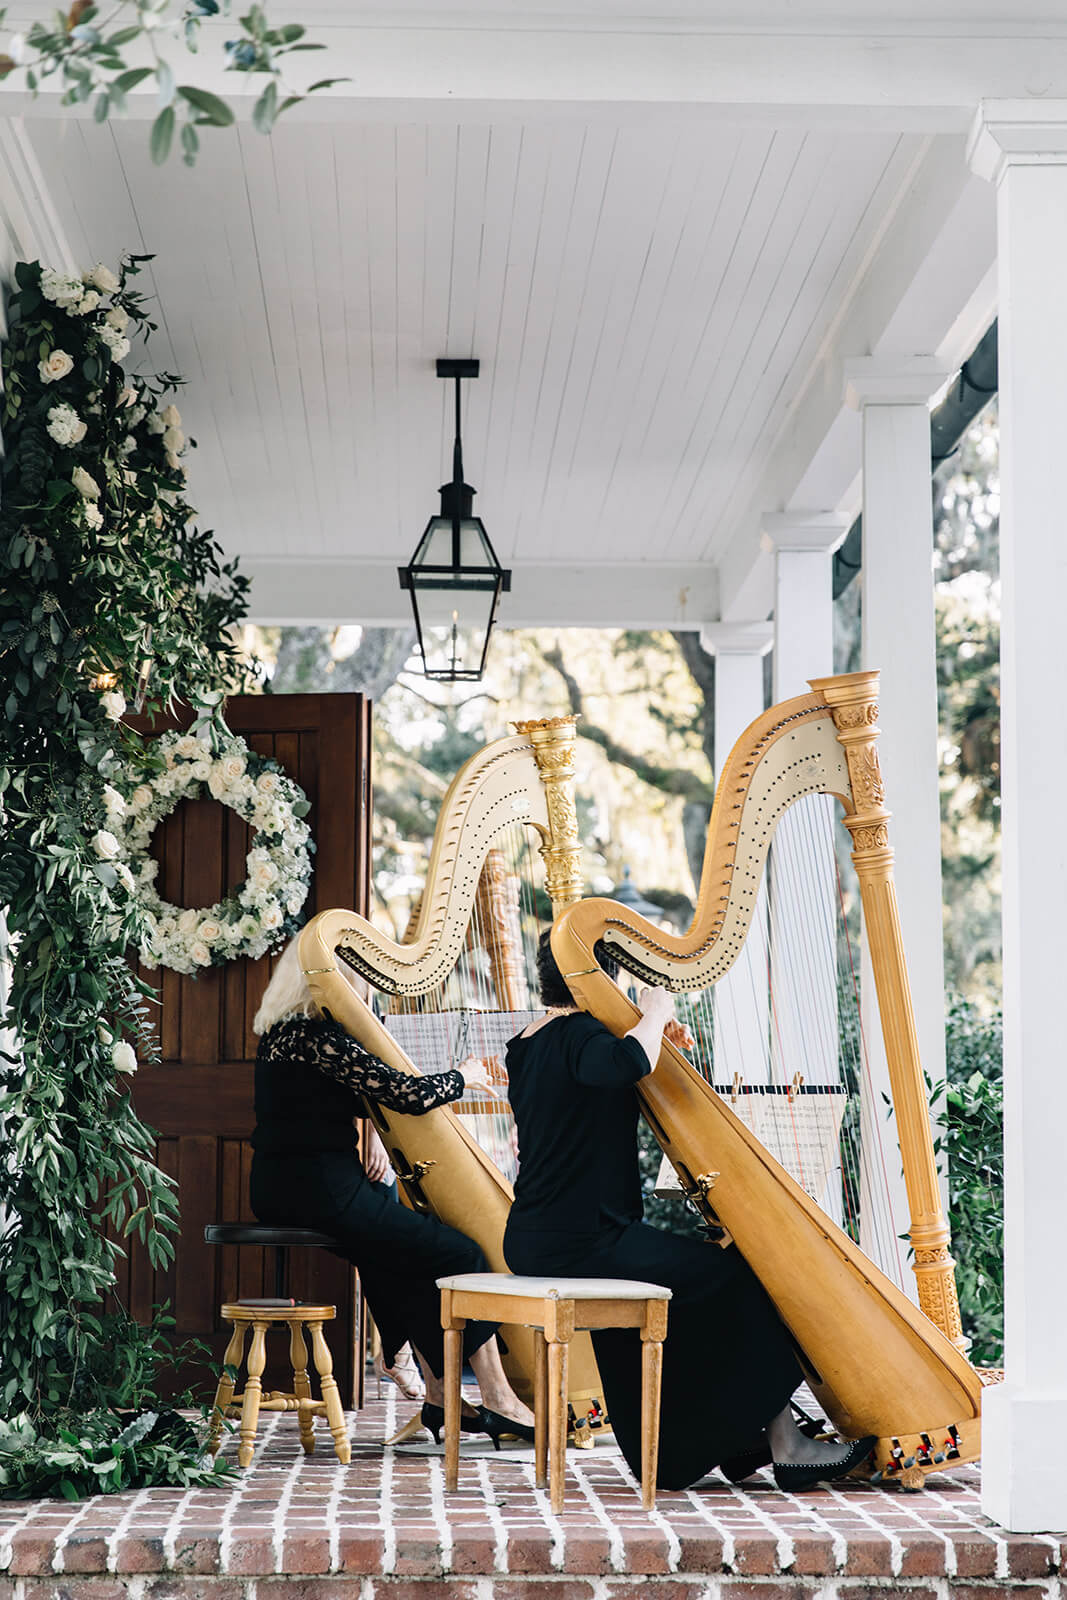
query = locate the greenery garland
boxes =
[0,254,253,1479]
[114,726,313,974]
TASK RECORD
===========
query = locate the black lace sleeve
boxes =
[275,1015,465,1113]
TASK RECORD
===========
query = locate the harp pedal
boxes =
[695,1172,721,1196]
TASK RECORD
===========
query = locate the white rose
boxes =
[72,466,101,499]
[100,690,126,721]
[260,903,284,931]
[112,1040,138,1074]
[198,919,222,943]
[97,324,131,362]
[220,754,246,783]
[114,862,136,894]
[89,263,121,294]
[286,891,306,917]
[46,404,86,446]
[106,306,130,333]
[39,349,74,383]
[146,412,165,436]
[130,784,153,811]
[76,290,100,316]
[92,829,121,860]
[101,783,126,817]
[190,940,212,967]
[250,859,278,886]
[162,424,184,452]
[255,771,280,795]
[83,503,103,531]
[175,735,202,758]
[177,908,199,934]
[41,269,84,307]
[161,403,182,428]
[97,1023,114,1046]
[189,758,211,782]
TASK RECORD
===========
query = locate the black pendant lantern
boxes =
[399,358,511,682]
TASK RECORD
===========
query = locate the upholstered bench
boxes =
[437,1272,671,1510]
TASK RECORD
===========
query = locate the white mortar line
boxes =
[426,1453,454,1571]
[216,1455,252,1575]
[521,1458,566,1569]
[567,1454,626,1572]
[105,1486,150,1572]
[0,1500,46,1570]
[924,1475,1007,1579]
[729,1477,797,1571]
[606,1453,680,1571]
[160,1486,198,1569]
[823,1481,904,1576]
[270,1417,310,1573]
[474,1458,510,1574]
[50,1483,101,1572]
[324,1415,347,1573]
[379,1384,398,1573]
[684,1487,735,1570]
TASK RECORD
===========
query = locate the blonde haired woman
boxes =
[250,938,534,1445]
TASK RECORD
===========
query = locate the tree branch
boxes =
[543,643,714,806]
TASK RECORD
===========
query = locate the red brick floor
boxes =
[0,1391,1063,1599]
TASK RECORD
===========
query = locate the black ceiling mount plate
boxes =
[436,357,480,380]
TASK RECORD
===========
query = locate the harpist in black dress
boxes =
[250,1011,497,1379]
[494,921,897,1492]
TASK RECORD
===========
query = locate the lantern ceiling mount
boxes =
[398,357,511,683]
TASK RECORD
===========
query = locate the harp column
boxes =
[969,101,1067,1534]
[700,621,774,1085]
[844,356,952,1292]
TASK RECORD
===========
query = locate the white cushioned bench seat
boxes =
[435,1271,671,1301]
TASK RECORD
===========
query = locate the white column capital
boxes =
[760,511,850,556]
[699,620,774,657]
[968,99,1067,187]
[843,357,951,411]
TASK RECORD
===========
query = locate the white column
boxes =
[844,358,950,1295]
[700,622,773,1086]
[968,101,1067,1534]
[761,516,848,1208]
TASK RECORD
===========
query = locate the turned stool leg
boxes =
[289,1319,316,1456]
[238,1319,269,1468]
[309,1319,351,1465]
[533,1329,549,1489]
[210,1320,247,1454]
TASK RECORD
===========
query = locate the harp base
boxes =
[865,1414,981,1487]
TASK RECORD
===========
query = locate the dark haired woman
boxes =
[250,936,534,1447]
[502,931,874,1492]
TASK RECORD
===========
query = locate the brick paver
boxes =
[0,1393,1061,1598]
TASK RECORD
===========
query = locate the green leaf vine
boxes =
[0,2,349,166]
[0,253,254,1479]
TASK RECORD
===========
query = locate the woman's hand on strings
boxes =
[664,1018,695,1052]
[459,1055,500,1097]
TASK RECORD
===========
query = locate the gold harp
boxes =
[297,716,604,1427]
[551,670,992,1486]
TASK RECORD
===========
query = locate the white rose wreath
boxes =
[114,728,315,975]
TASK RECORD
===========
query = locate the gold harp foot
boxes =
[385,1411,430,1446]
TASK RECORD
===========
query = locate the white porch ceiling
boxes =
[2,2,1013,625]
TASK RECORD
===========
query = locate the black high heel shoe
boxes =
[419,1402,536,1449]
[772,1434,876,1492]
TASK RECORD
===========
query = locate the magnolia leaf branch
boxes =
[0,0,349,166]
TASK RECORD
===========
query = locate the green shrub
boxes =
[943,995,1004,1365]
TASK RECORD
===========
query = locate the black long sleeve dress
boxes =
[250,1011,496,1376]
[502,1011,802,1490]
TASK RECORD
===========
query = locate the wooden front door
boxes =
[114,693,372,1404]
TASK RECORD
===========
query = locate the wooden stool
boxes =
[437,1272,671,1511]
[209,1302,351,1467]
